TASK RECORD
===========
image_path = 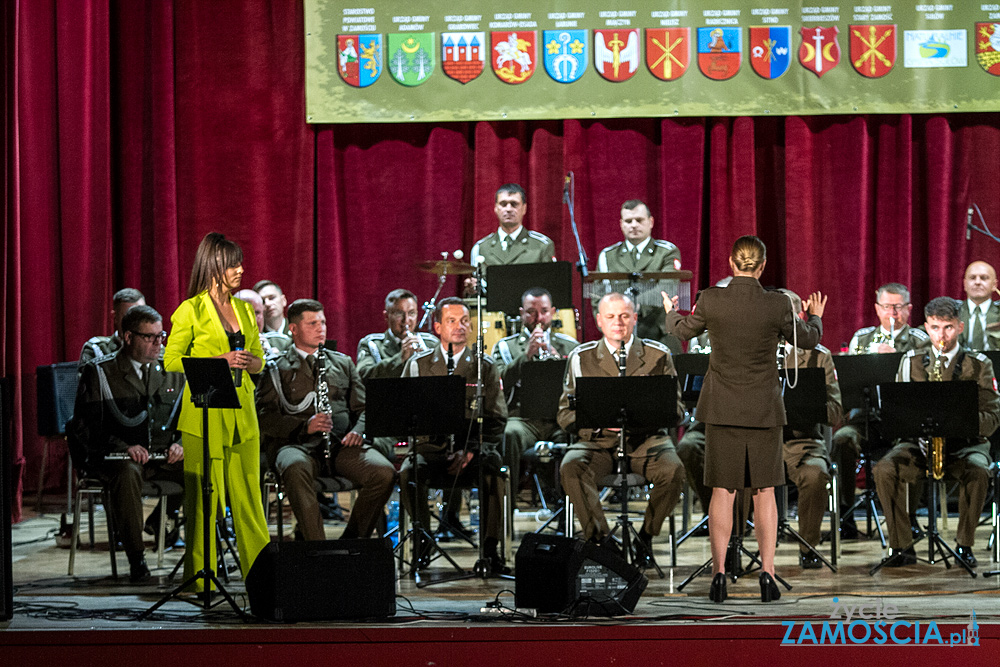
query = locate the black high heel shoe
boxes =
[709,572,727,603]
[760,572,780,602]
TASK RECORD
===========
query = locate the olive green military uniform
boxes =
[595,239,683,355]
[400,346,508,542]
[833,324,930,517]
[556,337,685,541]
[873,348,998,549]
[257,346,394,540]
[356,328,440,459]
[470,227,556,267]
[78,333,123,370]
[492,329,580,489]
[958,300,1000,351]
[780,343,843,551]
[68,352,185,561]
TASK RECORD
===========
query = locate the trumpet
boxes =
[927,341,946,480]
[534,325,558,360]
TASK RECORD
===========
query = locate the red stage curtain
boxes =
[6,0,1000,520]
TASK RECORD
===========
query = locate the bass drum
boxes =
[551,308,578,341]
[467,309,507,353]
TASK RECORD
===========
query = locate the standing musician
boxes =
[492,287,580,492]
[557,292,685,565]
[873,296,998,568]
[69,305,184,582]
[663,235,826,603]
[78,288,146,369]
[257,299,394,540]
[596,199,684,354]
[959,260,1000,351]
[834,282,928,538]
[400,297,510,573]
[777,289,843,570]
[464,183,557,295]
[163,232,270,589]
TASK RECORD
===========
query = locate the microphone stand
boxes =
[967,203,1000,244]
[471,259,492,577]
[418,252,452,333]
[564,172,589,341]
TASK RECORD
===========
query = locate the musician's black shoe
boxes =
[483,538,511,575]
[955,545,977,568]
[799,551,822,570]
[128,553,151,583]
[689,519,710,538]
[882,546,917,567]
[840,517,860,540]
[445,513,476,541]
[634,528,655,568]
[432,525,454,542]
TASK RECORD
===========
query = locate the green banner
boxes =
[305,1,1000,123]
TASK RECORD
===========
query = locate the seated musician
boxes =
[253,279,290,334]
[873,297,998,568]
[257,299,394,540]
[356,289,439,383]
[959,260,1000,351]
[595,199,684,354]
[400,297,510,574]
[832,282,929,537]
[68,305,184,582]
[78,287,146,369]
[235,288,291,362]
[492,287,579,496]
[557,293,685,565]
[777,289,844,569]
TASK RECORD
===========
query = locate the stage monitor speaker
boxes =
[36,362,79,437]
[1,378,13,620]
[515,533,647,616]
[245,538,396,622]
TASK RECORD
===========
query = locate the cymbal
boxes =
[417,259,475,276]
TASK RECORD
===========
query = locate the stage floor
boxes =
[3,495,999,663]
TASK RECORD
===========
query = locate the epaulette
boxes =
[641,338,671,354]
[527,230,552,243]
[909,328,929,340]
[973,351,990,363]
[322,349,350,362]
[854,325,877,337]
[652,239,678,251]
[574,340,600,354]
[601,241,623,254]
[93,350,121,366]
[553,332,578,344]
[814,343,832,355]
[85,335,110,345]
[359,332,385,343]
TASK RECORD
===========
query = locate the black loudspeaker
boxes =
[245,538,396,621]
[36,362,79,436]
[1,378,13,620]
[515,534,647,616]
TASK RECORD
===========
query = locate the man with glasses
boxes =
[68,305,185,582]
[357,289,439,383]
[834,283,929,538]
[959,261,1000,351]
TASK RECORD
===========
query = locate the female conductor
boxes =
[663,235,826,602]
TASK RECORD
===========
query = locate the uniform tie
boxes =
[971,310,985,350]
[307,354,317,373]
[140,363,150,391]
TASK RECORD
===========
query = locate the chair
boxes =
[67,475,183,576]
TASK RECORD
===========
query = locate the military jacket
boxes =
[849,324,929,355]
[958,300,1000,351]
[356,329,440,380]
[68,351,185,472]
[257,346,366,466]
[470,228,556,266]
[491,329,579,418]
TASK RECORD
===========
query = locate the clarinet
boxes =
[447,342,455,375]
[618,340,627,377]
[314,352,333,461]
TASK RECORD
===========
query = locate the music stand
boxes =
[576,375,677,576]
[516,360,569,534]
[673,353,710,409]
[141,357,243,619]
[486,262,574,315]
[831,352,902,544]
[365,376,466,585]
[779,367,837,572]
[871,380,979,577]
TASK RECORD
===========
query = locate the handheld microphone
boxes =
[447,342,455,375]
[967,205,974,241]
[231,332,246,387]
[618,340,627,377]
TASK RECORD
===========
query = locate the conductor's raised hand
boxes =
[661,291,679,314]
[803,292,828,318]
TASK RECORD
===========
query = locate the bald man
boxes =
[959,261,1000,351]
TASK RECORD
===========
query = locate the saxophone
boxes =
[314,352,333,461]
[928,343,946,480]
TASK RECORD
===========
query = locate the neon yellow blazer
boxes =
[163,291,266,455]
